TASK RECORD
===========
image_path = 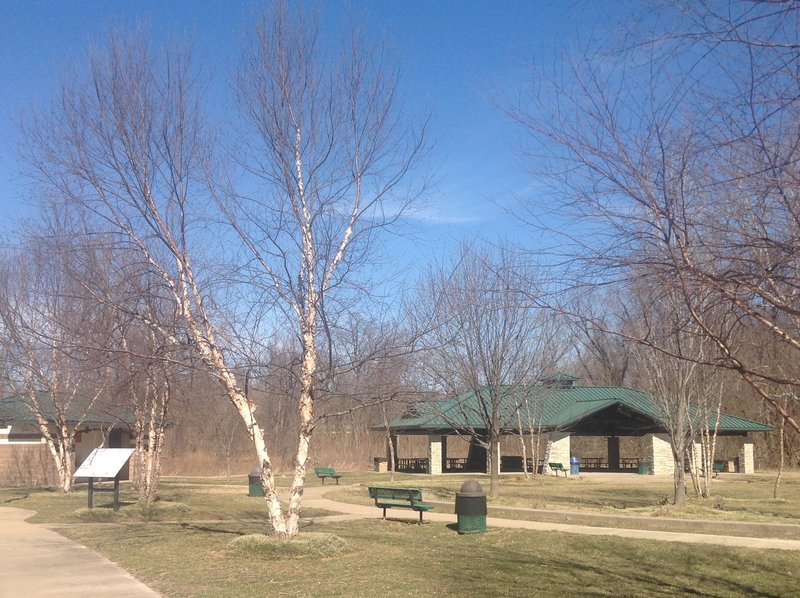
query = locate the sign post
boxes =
[73,448,134,512]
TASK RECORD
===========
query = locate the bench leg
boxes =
[418,510,423,524]
[382,507,387,520]
[335,478,339,485]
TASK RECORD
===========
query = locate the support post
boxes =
[607,436,620,470]
[647,434,673,475]
[547,432,571,475]
[428,435,443,475]
[490,441,501,475]
[739,441,755,474]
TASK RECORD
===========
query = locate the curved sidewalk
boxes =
[303,485,800,552]
[0,507,160,597]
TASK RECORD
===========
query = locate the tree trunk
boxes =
[40,419,75,493]
[489,433,500,498]
[285,318,317,537]
[672,450,686,506]
[382,405,396,482]
[517,409,529,479]
[774,396,788,499]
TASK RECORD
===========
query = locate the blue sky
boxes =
[0,1,636,263]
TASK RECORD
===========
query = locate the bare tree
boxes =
[223,4,426,533]
[629,290,723,504]
[568,297,633,387]
[416,243,565,497]
[22,4,423,535]
[0,243,111,492]
[114,314,178,504]
[506,0,800,433]
[20,27,292,527]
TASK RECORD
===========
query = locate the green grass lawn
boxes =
[328,470,800,523]
[2,471,800,596]
[55,518,800,597]
[0,479,338,523]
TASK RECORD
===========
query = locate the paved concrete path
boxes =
[0,507,160,598]
[303,485,800,551]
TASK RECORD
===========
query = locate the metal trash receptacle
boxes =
[570,455,580,476]
[455,480,487,534]
[248,466,264,497]
[638,459,652,475]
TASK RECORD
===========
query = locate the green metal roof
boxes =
[386,382,772,436]
[0,393,136,428]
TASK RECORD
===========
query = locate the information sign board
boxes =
[73,448,135,479]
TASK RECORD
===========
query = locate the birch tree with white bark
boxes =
[224,5,425,533]
[21,27,293,530]
[629,289,724,504]
[22,4,423,535]
[0,243,111,492]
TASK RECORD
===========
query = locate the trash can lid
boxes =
[570,456,579,463]
[457,479,485,497]
[250,466,261,476]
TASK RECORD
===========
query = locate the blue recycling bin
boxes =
[570,456,580,476]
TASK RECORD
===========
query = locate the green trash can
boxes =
[638,459,652,475]
[248,466,264,497]
[455,480,487,534]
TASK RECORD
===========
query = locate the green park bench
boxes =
[367,486,434,523]
[314,466,342,485]
[548,462,568,477]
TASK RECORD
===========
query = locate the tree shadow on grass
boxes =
[495,536,789,597]
[177,522,246,536]
[0,493,30,504]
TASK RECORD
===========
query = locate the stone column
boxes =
[548,432,571,474]
[607,436,620,470]
[441,435,448,473]
[739,441,755,474]
[489,441,501,476]
[647,434,673,475]
[428,435,443,475]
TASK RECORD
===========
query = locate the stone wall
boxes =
[0,444,58,487]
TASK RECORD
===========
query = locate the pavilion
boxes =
[0,393,135,487]
[381,375,772,476]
